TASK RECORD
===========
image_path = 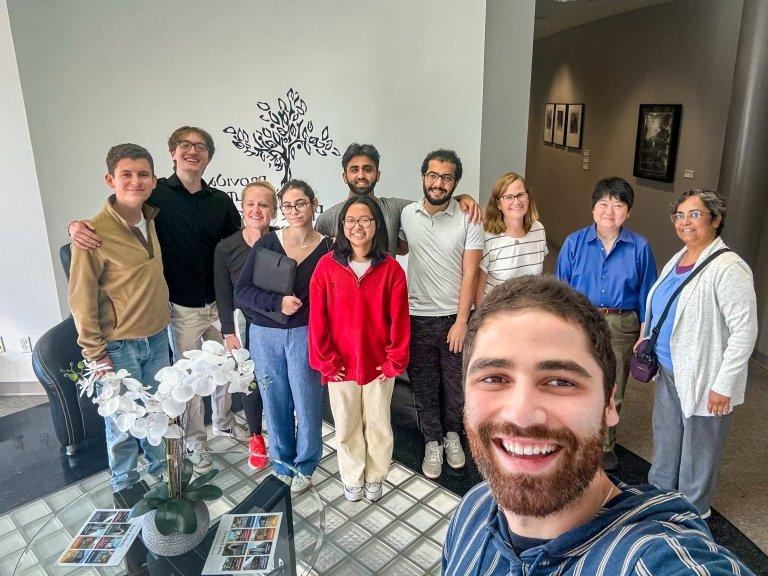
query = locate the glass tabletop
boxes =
[14,450,325,575]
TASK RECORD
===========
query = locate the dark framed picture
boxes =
[633,104,682,182]
[565,104,584,149]
[543,103,555,143]
[553,104,567,145]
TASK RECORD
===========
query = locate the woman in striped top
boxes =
[475,172,547,306]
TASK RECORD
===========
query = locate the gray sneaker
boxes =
[291,474,312,495]
[191,447,213,473]
[213,421,250,442]
[444,432,466,469]
[422,441,444,479]
[364,482,383,502]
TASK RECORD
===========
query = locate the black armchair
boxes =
[32,315,104,455]
[31,243,104,455]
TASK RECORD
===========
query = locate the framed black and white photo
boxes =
[633,104,682,182]
[543,103,555,143]
[565,104,584,149]
[553,104,567,146]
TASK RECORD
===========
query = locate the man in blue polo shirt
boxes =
[443,275,752,575]
[555,177,656,470]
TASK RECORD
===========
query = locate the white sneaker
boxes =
[701,509,712,520]
[191,447,213,473]
[444,432,466,469]
[291,474,312,495]
[422,441,444,479]
[364,482,383,502]
[213,422,249,442]
[344,485,364,502]
[274,474,292,486]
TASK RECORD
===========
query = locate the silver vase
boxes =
[141,500,210,557]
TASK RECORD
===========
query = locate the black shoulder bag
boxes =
[629,248,729,383]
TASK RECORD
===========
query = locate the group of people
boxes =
[67,127,758,574]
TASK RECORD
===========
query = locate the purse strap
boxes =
[647,248,730,349]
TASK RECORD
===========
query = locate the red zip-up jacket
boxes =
[309,252,410,385]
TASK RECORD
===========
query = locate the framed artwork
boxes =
[633,104,682,182]
[565,104,584,149]
[553,104,567,145]
[543,104,555,143]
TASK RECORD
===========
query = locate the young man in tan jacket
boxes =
[69,144,170,491]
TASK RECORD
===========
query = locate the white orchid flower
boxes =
[193,377,217,397]
[231,348,250,364]
[239,359,255,375]
[201,340,226,356]
[164,424,183,439]
[161,397,187,418]
[171,383,195,403]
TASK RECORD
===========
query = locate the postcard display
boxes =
[203,513,283,574]
[57,509,142,567]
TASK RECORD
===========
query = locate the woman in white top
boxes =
[475,172,547,306]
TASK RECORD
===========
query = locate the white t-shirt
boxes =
[135,216,147,240]
[349,259,372,279]
[480,220,547,296]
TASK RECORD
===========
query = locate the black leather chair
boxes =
[31,243,104,454]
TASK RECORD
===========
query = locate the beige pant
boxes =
[327,377,395,488]
[169,302,233,449]
[603,311,640,451]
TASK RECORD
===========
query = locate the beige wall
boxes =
[525,0,743,265]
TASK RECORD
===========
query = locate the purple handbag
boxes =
[629,248,729,384]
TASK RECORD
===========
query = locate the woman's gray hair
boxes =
[670,188,727,236]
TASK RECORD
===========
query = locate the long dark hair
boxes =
[333,196,389,261]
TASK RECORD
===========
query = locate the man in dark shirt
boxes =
[69,126,248,472]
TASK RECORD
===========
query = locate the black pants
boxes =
[243,319,264,435]
[409,315,464,444]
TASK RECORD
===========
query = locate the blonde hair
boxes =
[242,180,278,211]
[483,172,539,235]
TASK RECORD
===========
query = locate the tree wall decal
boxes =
[224,88,340,185]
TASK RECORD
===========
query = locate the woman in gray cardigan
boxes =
[639,189,757,518]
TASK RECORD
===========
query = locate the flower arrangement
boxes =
[70,340,256,535]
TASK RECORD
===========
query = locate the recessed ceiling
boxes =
[535,0,675,40]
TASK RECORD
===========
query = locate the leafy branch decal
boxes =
[224,88,340,185]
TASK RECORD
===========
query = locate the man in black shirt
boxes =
[69,126,248,472]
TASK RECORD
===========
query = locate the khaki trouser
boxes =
[327,377,395,488]
[604,311,640,451]
[169,302,234,449]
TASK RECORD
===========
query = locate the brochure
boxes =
[57,509,141,567]
[202,513,283,574]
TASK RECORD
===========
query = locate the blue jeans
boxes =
[101,328,169,490]
[249,324,323,477]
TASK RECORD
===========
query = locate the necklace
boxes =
[291,229,312,249]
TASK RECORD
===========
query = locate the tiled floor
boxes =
[0,419,456,575]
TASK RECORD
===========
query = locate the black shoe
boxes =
[601,450,619,471]
[113,480,150,509]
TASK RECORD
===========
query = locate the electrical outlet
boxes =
[18,336,32,354]
[0,336,5,353]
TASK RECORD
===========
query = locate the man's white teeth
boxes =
[500,440,557,456]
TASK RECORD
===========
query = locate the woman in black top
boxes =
[235,180,331,495]
[214,181,278,471]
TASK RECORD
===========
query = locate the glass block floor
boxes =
[1,418,457,575]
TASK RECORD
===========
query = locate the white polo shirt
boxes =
[399,198,483,316]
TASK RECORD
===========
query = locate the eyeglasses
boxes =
[343,216,375,229]
[670,209,711,222]
[424,171,456,185]
[177,140,209,153]
[500,191,528,204]
[279,200,311,214]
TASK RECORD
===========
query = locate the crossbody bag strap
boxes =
[647,248,730,349]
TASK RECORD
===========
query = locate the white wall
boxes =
[0,0,61,389]
[7,0,490,314]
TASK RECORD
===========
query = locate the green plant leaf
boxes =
[166,499,197,534]
[186,468,219,491]
[128,499,155,519]
[183,484,223,501]
[144,483,169,501]
[180,457,193,489]
[154,502,176,535]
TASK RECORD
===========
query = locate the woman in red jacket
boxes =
[309,195,410,502]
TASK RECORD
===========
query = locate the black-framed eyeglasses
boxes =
[424,171,456,185]
[178,140,209,153]
[342,216,375,229]
[500,191,528,204]
[280,200,311,214]
[670,209,711,222]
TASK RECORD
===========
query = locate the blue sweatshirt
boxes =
[443,479,754,576]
